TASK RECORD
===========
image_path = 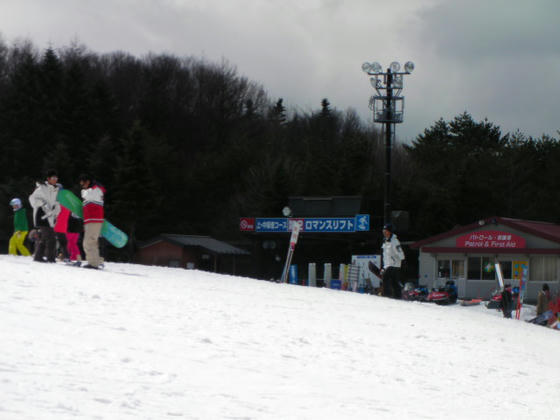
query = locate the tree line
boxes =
[0,39,558,259]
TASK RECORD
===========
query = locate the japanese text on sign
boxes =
[246,215,370,233]
[456,230,526,249]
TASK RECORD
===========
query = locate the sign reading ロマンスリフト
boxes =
[239,215,370,233]
[456,230,526,249]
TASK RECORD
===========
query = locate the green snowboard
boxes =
[57,189,128,248]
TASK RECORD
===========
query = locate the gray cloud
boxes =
[0,0,558,141]
[418,0,560,60]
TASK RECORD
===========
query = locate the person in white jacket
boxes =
[381,223,405,298]
[28,170,61,262]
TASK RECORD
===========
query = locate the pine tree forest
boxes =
[1,41,559,262]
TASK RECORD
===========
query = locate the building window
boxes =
[437,259,450,279]
[529,256,558,282]
[467,257,497,280]
[497,260,512,280]
[467,257,481,280]
[437,258,465,283]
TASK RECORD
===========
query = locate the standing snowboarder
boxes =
[381,223,405,299]
[8,198,31,256]
[29,170,61,262]
[79,174,105,269]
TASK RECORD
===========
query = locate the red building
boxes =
[135,234,250,275]
[411,217,560,301]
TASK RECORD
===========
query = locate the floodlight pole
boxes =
[384,70,393,225]
[361,61,414,228]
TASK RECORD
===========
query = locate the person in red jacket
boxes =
[79,174,105,269]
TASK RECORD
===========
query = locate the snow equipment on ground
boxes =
[401,283,429,302]
[427,280,458,305]
[486,285,519,309]
[460,298,482,306]
[527,310,554,326]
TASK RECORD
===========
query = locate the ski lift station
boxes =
[411,217,560,302]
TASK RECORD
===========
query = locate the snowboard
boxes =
[368,261,381,277]
[494,263,505,291]
[101,220,128,249]
[57,189,128,248]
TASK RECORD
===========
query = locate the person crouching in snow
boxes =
[79,174,105,269]
[8,198,31,256]
[29,170,61,262]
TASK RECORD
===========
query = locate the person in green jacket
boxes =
[9,198,31,256]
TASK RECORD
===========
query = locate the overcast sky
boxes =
[1,0,559,142]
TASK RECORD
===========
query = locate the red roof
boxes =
[411,217,560,249]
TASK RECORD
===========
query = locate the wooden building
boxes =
[135,234,250,275]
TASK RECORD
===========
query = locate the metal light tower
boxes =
[361,60,414,225]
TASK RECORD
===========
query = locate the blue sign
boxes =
[331,279,342,289]
[255,218,289,232]
[304,218,355,232]
[355,214,370,232]
[254,215,370,233]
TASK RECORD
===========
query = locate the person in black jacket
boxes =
[501,284,514,318]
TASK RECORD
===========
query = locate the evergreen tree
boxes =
[404,113,508,235]
[111,122,161,257]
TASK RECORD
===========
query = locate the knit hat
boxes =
[9,198,22,209]
[382,223,394,232]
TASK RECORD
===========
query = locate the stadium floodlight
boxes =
[404,61,415,73]
[371,62,382,73]
[361,62,371,73]
[390,61,401,72]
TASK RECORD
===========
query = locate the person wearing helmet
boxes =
[8,198,31,256]
[381,223,405,299]
[28,169,61,262]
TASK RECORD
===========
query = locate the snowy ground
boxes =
[0,255,559,420]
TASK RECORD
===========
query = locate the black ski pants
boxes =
[382,266,402,299]
[34,226,57,262]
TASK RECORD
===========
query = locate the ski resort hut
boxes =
[411,217,560,302]
[135,234,250,275]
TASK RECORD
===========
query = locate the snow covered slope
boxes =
[0,255,558,419]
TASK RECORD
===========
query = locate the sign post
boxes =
[515,264,528,320]
[281,221,301,283]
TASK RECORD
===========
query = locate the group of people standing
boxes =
[8,170,106,269]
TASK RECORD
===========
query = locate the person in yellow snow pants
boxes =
[9,198,31,256]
